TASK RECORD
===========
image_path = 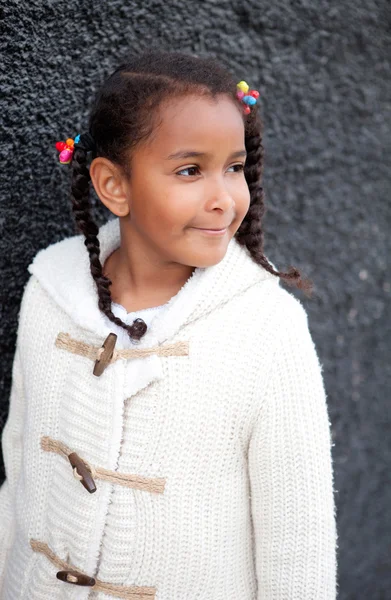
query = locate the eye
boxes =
[177,163,244,177]
[177,167,199,177]
[227,163,245,173]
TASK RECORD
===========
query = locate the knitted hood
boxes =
[27,217,278,347]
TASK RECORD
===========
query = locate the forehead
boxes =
[146,94,245,154]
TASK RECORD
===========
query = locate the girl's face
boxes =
[121,93,251,268]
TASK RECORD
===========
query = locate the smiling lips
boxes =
[195,223,231,230]
[193,227,228,235]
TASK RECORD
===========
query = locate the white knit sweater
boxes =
[0,217,338,599]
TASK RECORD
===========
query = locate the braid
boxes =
[235,112,313,297]
[70,140,147,342]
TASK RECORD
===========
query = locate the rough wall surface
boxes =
[0,1,390,598]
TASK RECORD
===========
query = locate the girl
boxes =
[0,51,337,599]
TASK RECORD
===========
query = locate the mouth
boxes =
[192,227,227,235]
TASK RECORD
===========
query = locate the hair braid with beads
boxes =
[69,50,312,343]
[70,135,148,342]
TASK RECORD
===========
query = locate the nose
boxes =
[205,174,235,214]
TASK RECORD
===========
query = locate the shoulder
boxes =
[12,274,45,365]
[18,274,42,325]
[260,285,323,378]
[232,245,311,332]
[15,273,70,359]
[242,275,311,337]
[27,229,85,284]
[18,272,60,318]
[270,284,310,327]
[16,272,51,324]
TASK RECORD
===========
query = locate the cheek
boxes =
[156,185,200,224]
[137,184,197,232]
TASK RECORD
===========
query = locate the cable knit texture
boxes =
[0,217,337,599]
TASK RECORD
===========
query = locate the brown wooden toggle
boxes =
[56,569,96,586]
[93,332,117,376]
[68,452,97,493]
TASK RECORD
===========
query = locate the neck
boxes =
[102,219,196,311]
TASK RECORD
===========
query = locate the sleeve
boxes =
[0,277,34,589]
[248,301,338,600]
[0,343,25,585]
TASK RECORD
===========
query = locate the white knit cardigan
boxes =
[0,217,338,600]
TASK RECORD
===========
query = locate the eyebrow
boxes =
[166,150,247,160]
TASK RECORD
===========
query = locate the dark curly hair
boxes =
[69,50,312,342]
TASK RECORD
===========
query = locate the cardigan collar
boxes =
[28,217,278,348]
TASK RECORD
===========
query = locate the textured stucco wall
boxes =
[1,1,390,598]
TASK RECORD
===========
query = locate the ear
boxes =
[89,157,130,217]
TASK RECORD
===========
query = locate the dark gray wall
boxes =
[1,1,390,598]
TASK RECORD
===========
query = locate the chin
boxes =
[189,247,229,269]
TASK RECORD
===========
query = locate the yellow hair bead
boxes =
[65,138,75,148]
[237,81,249,93]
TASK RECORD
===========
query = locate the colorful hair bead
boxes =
[55,134,80,164]
[237,81,249,93]
[236,81,260,115]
